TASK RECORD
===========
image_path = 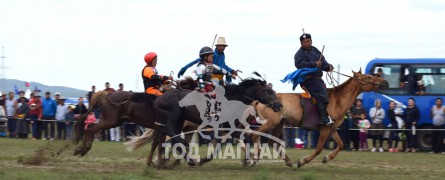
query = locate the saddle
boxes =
[299,89,320,130]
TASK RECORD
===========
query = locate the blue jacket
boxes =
[42,98,57,116]
[178,50,234,79]
[213,50,233,73]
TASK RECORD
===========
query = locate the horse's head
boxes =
[238,78,282,112]
[352,68,389,91]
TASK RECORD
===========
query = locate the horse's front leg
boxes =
[297,126,332,168]
[270,122,292,167]
[197,122,211,140]
[323,129,343,164]
[75,122,105,156]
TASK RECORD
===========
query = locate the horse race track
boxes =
[1,138,444,180]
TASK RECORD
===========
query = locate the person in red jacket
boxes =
[28,94,43,140]
[142,52,172,96]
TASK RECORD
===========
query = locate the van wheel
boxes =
[417,125,433,152]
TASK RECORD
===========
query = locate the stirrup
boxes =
[155,122,166,126]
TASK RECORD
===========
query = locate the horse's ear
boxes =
[352,70,357,76]
[358,68,362,74]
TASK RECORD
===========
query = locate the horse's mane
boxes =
[225,78,266,96]
[238,78,267,88]
[177,77,197,90]
[327,77,353,94]
[130,93,157,104]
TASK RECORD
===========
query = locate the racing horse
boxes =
[248,69,389,167]
[72,78,197,159]
[126,77,283,168]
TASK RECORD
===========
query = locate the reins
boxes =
[327,70,380,122]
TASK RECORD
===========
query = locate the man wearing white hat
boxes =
[178,36,237,84]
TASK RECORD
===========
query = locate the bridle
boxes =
[326,70,385,90]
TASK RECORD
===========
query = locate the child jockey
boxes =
[195,46,235,97]
[142,52,172,96]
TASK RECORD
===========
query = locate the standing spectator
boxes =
[5,92,17,138]
[338,113,351,151]
[404,98,420,152]
[29,94,43,140]
[109,84,123,142]
[15,97,30,138]
[41,92,57,140]
[54,92,61,105]
[102,82,114,141]
[298,128,309,148]
[350,99,367,151]
[65,105,75,140]
[55,97,69,140]
[358,113,371,151]
[0,93,6,111]
[87,85,96,103]
[369,99,385,152]
[29,103,41,140]
[430,97,445,154]
[283,124,296,148]
[74,97,88,115]
[118,83,135,141]
[104,82,115,92]
[387,101,402,152]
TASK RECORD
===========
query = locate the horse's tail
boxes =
[124,128,158,151]
[177,76,197,90]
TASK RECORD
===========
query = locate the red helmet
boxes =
[144,52,157,63]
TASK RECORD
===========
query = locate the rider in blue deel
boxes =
[294,32,334,126]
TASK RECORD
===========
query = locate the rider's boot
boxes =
[317,103,334,126]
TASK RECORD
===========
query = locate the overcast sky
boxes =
[1,0,444,94]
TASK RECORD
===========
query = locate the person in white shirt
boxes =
[430,97,445,154]
[5,92,17,138]
[369,99,386,152]
[55,97,69,140]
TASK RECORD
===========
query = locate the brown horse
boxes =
[250,69,389,167]
[73,78,197,166]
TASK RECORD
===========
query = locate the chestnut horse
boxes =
[250,69,389,167]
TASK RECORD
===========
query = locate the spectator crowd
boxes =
[283,97,445,154]
[0,82,140,142]
[1,84,444,154]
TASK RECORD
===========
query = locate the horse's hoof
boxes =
[171,159,181,167]
[74,149,80,156]
[250,160,257,166]
[285,161,293,167]
[296,160,303,168]
[187,160,197,166]
[242,159,249,167]
[322,156,328,164]
[199,158,212,166]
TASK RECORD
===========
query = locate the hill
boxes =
[0,79,88,98]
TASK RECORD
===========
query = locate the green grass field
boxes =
[1,138,444,180]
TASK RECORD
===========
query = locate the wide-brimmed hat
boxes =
[59,96,66,100]
[215,37,228,46]
[34,93,41,97]
[19,96,27,101]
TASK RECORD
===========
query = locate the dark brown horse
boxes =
[125,78,283,168]
[73,78,197,160]
[249,69,389,167]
